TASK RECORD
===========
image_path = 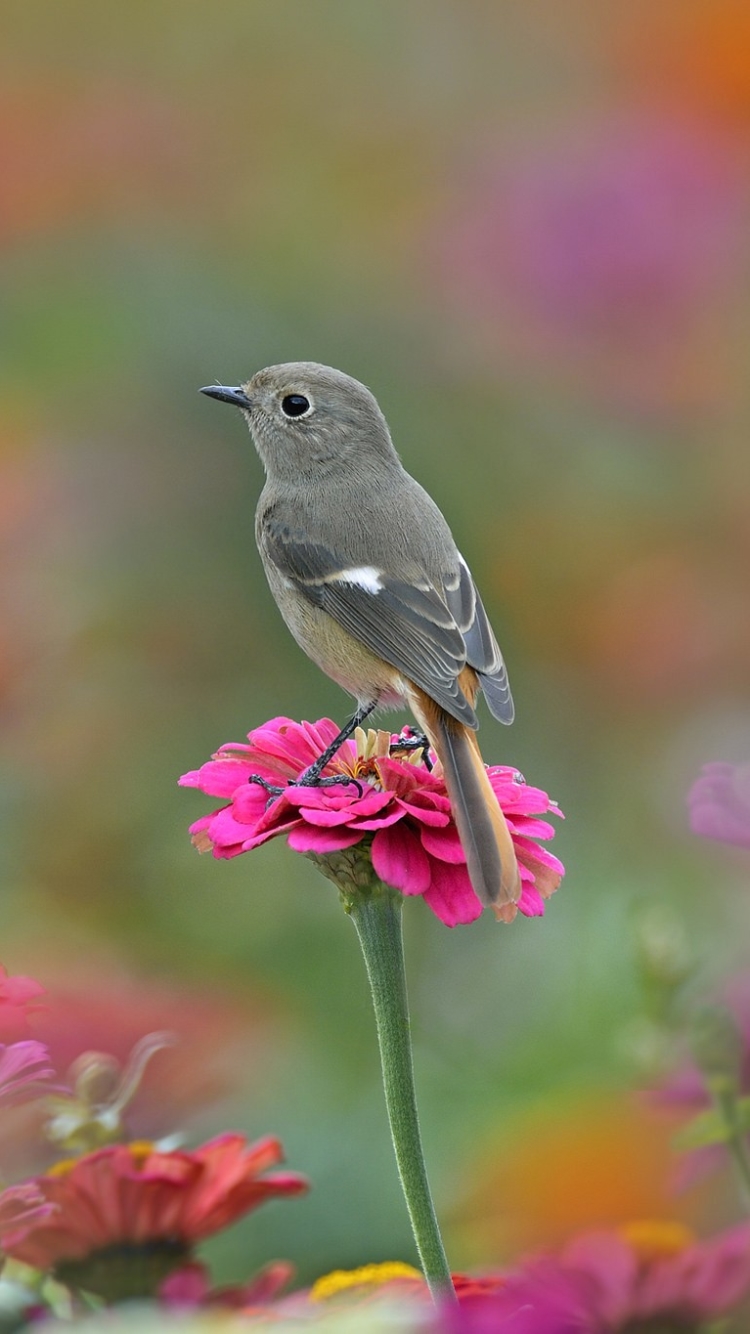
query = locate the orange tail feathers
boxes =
[408,679,521,916]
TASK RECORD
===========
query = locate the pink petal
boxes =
[395,797,451,828]
[179,759,254,799]
[423,860,483,926]
[281,786,391,818]
[354,808,408,831]
[286,826,364,854]
[514,837,565,896]
[517,882,546,917]
[247,718,357,780]
[506,815,558,840]
[301,807,366,827]
[189,814,214,841]
[244,718,321,772]
[226,785,276,824]
[340,788,396,817]
[419,823,466,864]
[249,792,307,838]
[489,769,562,818]
[298,719,358,768]
[371,825,431,895]
[205,805,266,850]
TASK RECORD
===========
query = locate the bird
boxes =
[200,362,521,915]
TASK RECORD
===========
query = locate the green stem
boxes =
[345,885,456,1305]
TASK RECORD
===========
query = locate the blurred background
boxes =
[2,0,750,1287]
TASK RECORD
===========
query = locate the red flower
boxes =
[180,718,564,928]
[0,1134,308,1300]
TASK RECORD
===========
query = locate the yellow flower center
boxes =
[310,1261,423,1301]
[127,1140,158,1168]
[618,1219,695,1262]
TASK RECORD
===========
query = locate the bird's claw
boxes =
[250,767,364,801]
[291,771,364,798]
[247,773,287,810]
[390,730,433,770]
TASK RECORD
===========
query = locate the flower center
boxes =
[337,755,381,785]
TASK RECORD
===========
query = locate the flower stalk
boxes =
[340,872,455,1303]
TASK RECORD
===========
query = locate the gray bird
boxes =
[200,362,521,915]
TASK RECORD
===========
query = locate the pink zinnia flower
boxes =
[180,718,564,928]
[443,1221,750,1332]
[0,965,45,1042]
[0,1133,308,1300]
[688,762,750,851]
[0,1040,57,1107]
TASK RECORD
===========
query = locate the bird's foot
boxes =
[247,774,287,810]
[248,771,364,805]
[390,729,433,770]
[247,773,287,810]
[292,768,364,798]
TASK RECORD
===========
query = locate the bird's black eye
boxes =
[281,394,311,418]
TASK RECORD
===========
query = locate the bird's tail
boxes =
[409,682,521,917]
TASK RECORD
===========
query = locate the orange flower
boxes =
[456,1094,708,1261]
[0,1134,308,1301]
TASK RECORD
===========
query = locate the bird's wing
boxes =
[445,556,514,724]
[261,518,478,727]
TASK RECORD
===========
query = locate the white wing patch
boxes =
[332,566,384,594]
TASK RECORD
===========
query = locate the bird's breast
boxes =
[260,555,404,708]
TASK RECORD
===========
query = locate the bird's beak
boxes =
[199,385,252,409]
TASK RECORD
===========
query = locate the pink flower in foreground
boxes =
[0,1133,308,1299]
[180,718,564,928]
[443,1222,750,1333]
[0,1040,57,1107]
[0,964,45,1042]
[688,762,750,851]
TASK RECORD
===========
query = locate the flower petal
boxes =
[179,759,254,799]
[371,825,432,895]
[423,860,483,926]
[517,882,546,917]
[286,826,364,854]
[419,824,466,864]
